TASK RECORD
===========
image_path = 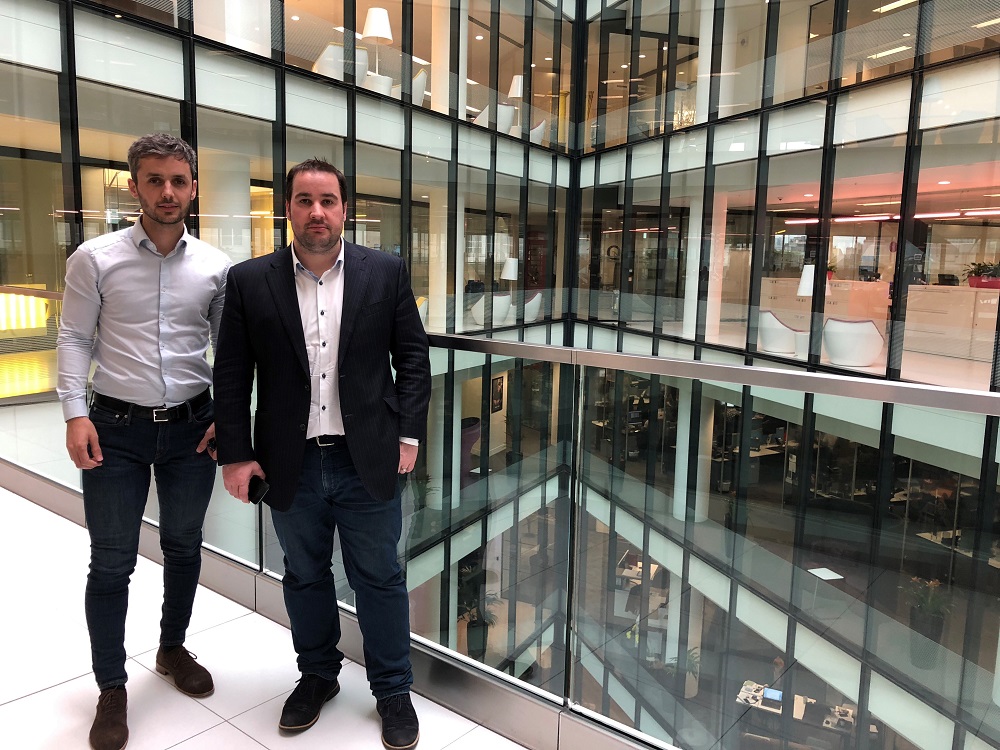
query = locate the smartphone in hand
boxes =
[248,475,270,504]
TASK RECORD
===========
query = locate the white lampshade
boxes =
[507,74,523,100]
[362,7,393,42]
[500,257,519,281]
[796,264,815,297]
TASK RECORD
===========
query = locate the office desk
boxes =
[736,681,876,750]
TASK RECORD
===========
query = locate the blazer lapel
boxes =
[339,241,371,365]
[266,246,310,375]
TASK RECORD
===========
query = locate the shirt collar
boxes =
[130,217,189,258]
[292,241,345,282]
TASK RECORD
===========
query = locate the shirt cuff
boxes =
[400,437,419,446]
[62,398,90,422]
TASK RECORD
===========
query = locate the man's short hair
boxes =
[285,159,349,206]
[127,134,197,180]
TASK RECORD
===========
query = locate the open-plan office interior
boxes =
[3,1,1000,749]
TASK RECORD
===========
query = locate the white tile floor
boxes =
[0,488,525,750]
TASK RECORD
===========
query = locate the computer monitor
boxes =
[627,410,643,424]
[937,273,959,286]
[761,688,783,709]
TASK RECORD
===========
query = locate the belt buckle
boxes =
[152,407,170,423]
[315,435,337,446]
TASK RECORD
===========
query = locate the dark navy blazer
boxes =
[212,242,431,510]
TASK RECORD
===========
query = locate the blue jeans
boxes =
[270,440,412,699]
[82,396,216,690]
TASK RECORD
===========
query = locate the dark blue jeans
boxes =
[82,397,216,690]
[270,440,412,699]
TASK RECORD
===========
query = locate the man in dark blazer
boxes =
[213,159,430,750]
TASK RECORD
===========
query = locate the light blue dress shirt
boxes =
[57,221,231,421]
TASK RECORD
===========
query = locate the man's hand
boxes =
[196,422,218,461]
[398,442,419,474]
[222,460,265,504]
[66,417,102,469]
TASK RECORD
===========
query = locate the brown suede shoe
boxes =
[89,686,128,750]
[155,646,215,697]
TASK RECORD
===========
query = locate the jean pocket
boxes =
[90,405,127,427]
[192,397,214,425]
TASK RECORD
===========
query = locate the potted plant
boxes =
[457,562,501,661]
[963,261,1000,288]
[905,576,950,667]
[826,262,837,280]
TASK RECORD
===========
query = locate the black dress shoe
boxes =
[279,674,340,731]
[377,692,420,750]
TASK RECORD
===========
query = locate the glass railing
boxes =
[5,321,1000,750]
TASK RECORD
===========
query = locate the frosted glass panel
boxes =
[920,57,1000,131]
[76,9,183,100]
[834,78,911,144]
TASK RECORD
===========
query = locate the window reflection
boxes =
[900,117,1000,389]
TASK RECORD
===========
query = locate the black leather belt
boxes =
[314,434,347,446]
[92,389,211,423]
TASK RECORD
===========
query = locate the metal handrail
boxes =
[428,332,1000,416]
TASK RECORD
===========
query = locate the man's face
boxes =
[128,156,197,228]
[286,170,348,256]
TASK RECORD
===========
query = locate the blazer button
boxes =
[299,424,306,431]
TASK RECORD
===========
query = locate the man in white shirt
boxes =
[213,160,430,749]
[57,133,230,750]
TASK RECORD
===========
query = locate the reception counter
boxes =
[903,285,999,361]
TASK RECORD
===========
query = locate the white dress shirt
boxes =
[292,245,345,439]
[292,243,418,445]
[57,220,230,421]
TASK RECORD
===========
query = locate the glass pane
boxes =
[758,150,823,361]
[196,108,275,263]
[899,118,1000,390]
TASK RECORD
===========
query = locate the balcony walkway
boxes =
[0,488,524,750]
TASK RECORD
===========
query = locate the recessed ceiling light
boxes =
[973,18,1000,28]
[421,195,429,199]
[902,32,911,36]
[530,63,536,68]
[938,180,951,185]
[291,15,300,21]
[868,45,910,59]
[475,35,484,41]
[804,193,814,197]
[621,64,628,68]
[114,13,122,17]
[545,57,552,61]
[873,0,917,12]
[639,54,646,59]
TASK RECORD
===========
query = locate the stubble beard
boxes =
[140,197,190,228]
[297,227,341,256]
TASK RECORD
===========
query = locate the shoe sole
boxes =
[382,731,419,750]
[155,663,215,698]
[89,733,128,750]
[278,683,341,732]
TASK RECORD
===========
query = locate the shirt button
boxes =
[322,341,327,347]
[319,280,324,285]
[320,310,325,316]
[299,424,306,431]
[321,374,326,380]
[321,405,327,411]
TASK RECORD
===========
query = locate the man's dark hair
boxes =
[127,134,197,180]
[285,159,349,206]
